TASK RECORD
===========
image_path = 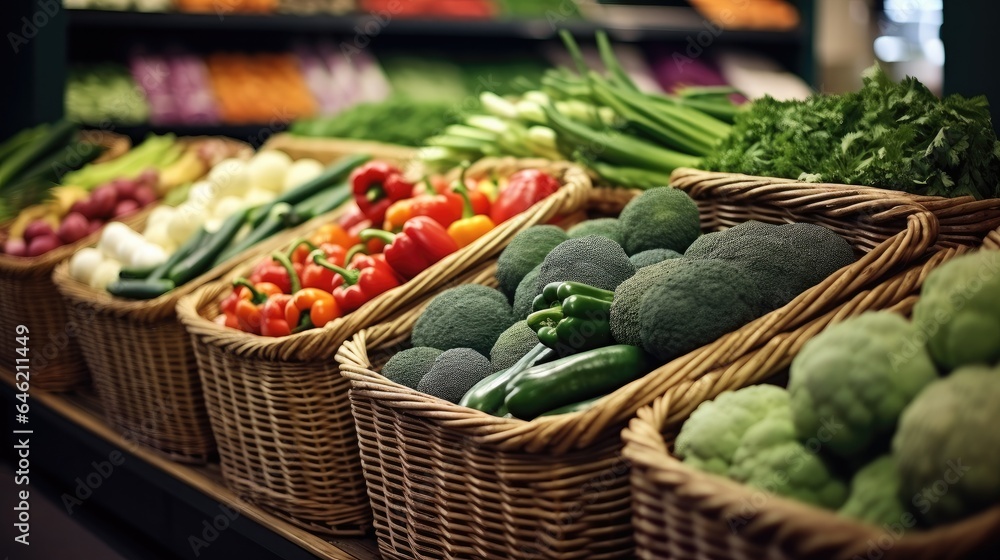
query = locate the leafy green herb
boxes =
[705,65,1000,199]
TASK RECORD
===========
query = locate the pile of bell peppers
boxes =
[218,160,563,336]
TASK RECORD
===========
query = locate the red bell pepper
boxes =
[490,169,560,224]
[350,161,414,225]
[260,294,292,337]
[249,257,302,294]
[311,250,401,313]
[360,216,459,280]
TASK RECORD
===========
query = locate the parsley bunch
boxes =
[705,66,1000,199]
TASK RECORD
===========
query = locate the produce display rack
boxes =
[0,372,378,560]
[4,1,817,144]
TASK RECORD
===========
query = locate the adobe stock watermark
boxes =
[60,451,126,515]
[852,459,970,560]
[673,0,751,70]
[340,0,404,60]
[188,502,242,557]
[7,0,60,54]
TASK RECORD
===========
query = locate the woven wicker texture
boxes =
[175,158,591,534]
[622,239,1000,560]
[262,133,417,166]
[0,131,136,392]
[670,168,1000,248]
[336,173,942,559]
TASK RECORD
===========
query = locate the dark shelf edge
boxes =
[65,9,804,44]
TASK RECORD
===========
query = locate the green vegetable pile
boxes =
[418,32,739,190]
[289,99,462,147]
[389,187,859,423]
[675,249,1000,530]
[705,65,1000,199]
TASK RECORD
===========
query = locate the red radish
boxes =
[26,234,62,257]
[133,185,157,206]
[90,185,119,218]
[58,212,90,244]
[3,238,27,257]
[136,169,159,191]
[113,178,137,201]
[113,199,140,217]
[87,220,104,234]
[23,220,55,242]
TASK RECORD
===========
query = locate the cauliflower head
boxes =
[893,365,1000,526]
[729,414,848,509]
[839,455,910,527]
[675,385,791,476]
[911,250,1000,371]
[788,312,938,461]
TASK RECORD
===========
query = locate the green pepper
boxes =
[526,282,616,354]
[459,343,553,414]
[168,209,248,286]
[504,344,652,421]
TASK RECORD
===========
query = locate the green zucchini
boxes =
[504,344,652,421]
[106,278,176,300]
[167,209,248,286]
[249,153,369,227]
[459,343,553,414]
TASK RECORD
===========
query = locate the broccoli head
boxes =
[788,312,938,462]
[676,384,791,476]
[490,320,539,372]
[893,364,1000,526]
[609,258,687,346]
[512,264,542,320]
[495,225,569,299]
[838,455,910,527]
[535,235,635,297]
[417,348,493,404]
[382,347,443,390]
[628,248,682,269]
[686,220,855,313]
[412,284,516,356]
[567,218,623,245]
[911,250,1000,370]
[619,187,701,255]
[729,414,848,509]
[638,259,762,361]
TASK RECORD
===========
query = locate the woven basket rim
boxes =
[337,170,947,455]
[176,158,592,362]
[262,133,418,163]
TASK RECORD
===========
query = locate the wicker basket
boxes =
[52,195,350,464]
[262,133,417,166]
[0,131,134,392]
[174,158,591,534]
[669,169,1000,249]
[622,235,1000,560]
[336,172,944,559]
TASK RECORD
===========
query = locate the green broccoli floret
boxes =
[628,248,682,269]
[676,385,791,476]
[609,258,687,346]
[618,187,701,255]
[490,320,539,372]
[788,312,938,462]
[893,364,1000,526]
[567,218,623,245]
[839,455,910,527]
[911,250,1000,370]
[382,347,443,390]
[512,264,542,320]
[495,225,569,299]
[412,285,516,356]
[638,259,762,361]
[729,414,848,509]
[686,221,855,313]
[535,235,636,298]
[417,348,493,404]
